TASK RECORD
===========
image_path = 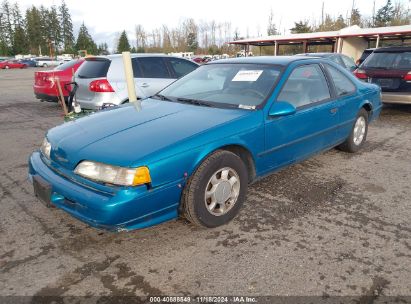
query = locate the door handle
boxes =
[141,83,149,88]
[330,108,338,114]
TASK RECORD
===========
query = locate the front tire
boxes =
[5,65,9,69]
[181,150,248,228]
[338,108,368,153]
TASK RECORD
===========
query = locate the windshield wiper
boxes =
[176,97,213,107]
[151,94,175,102]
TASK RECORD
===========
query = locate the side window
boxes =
[131,58,143,77]
[137,57,171,78]
[341,55,356,70]
[168,58,198,78]
[277,64,330,108]
[325,64,356,96]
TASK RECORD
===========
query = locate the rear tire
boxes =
[338,108,368,153]
[181,150,248,228]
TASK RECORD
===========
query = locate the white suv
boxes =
[73,54,199,110]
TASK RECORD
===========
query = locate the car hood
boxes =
[47,99,252,170]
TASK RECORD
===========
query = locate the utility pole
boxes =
[372,0,376,27]
[321,2,325,26]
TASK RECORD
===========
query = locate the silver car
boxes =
[74,54,199,109]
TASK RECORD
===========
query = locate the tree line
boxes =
[288,0,410,34]
[0,0,410,57]
[0,0,105,56]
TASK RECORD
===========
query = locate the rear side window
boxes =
[364,51,411,69]
[341,55,356,70]
[325,64,356,96]
[77,59,111,78]
[131,58,143,77]
[167,58,198,78]
[137,57,171,78]
[278,64,330,108]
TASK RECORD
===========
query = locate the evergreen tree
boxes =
[375,0,394,27]
[47,5,61,52]
[0,5,9,55]
[75,22,97,54]
[59,0,74,53]
[334,15,347,30]
[11,3,28,54]
[187,32,198,52]
[38,5,50,55]
[0,0,13,55]
[291,21,312,33]
[116,30,130,53]
[267,9,277,35]
[26,6,44,55]
[97,42,109,55]
[350,8,362,26]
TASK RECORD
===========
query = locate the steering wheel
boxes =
[241,89,265,99]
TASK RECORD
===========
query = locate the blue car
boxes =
[18,59,37,67]
[28,56,382,231]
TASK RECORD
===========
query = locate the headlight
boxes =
[41,138,51,159]
[74,161,151,186]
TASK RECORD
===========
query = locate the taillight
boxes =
[354,69,368,79]
[404,72,411,82]
[89,79,114,92]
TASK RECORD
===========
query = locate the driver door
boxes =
[261,63,343,173]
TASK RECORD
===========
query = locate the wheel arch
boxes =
[218,144,256,183]
[187,143,257,184]
[360,100,373,117]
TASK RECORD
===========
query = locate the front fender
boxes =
[147,120,264,189]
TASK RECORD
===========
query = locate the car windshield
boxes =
[363,51,411,69]
[158,63,282,108]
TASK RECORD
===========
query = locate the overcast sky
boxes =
[19,0,408,51]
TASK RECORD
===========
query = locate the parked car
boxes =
[354,46,411,104]
[19,59,37,67]
[356,48,375,65]
[34,59,85,102]
[29,56,382,231]
[34,57,61,67]
[296,53,357,72]
[73,54,199,109]
[0,60,27,69]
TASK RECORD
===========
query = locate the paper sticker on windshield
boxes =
[232,70,263,82]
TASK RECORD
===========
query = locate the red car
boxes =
[34,59,84,102]
[0,60,27,69]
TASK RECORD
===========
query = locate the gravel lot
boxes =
[0,68,410,301]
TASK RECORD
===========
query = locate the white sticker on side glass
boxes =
[232,70,263,82]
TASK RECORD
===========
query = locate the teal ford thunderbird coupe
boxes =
[29,56,382,231]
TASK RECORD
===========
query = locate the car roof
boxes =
[373,46,411,53]
[295,52,336,57]
[85,53,196,62]
[208,56,314,66]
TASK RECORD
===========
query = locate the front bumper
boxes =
[28,152,181,231]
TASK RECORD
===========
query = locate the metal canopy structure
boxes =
[229,25,411,56]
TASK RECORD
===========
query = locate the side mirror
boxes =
[269,101,296,117]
